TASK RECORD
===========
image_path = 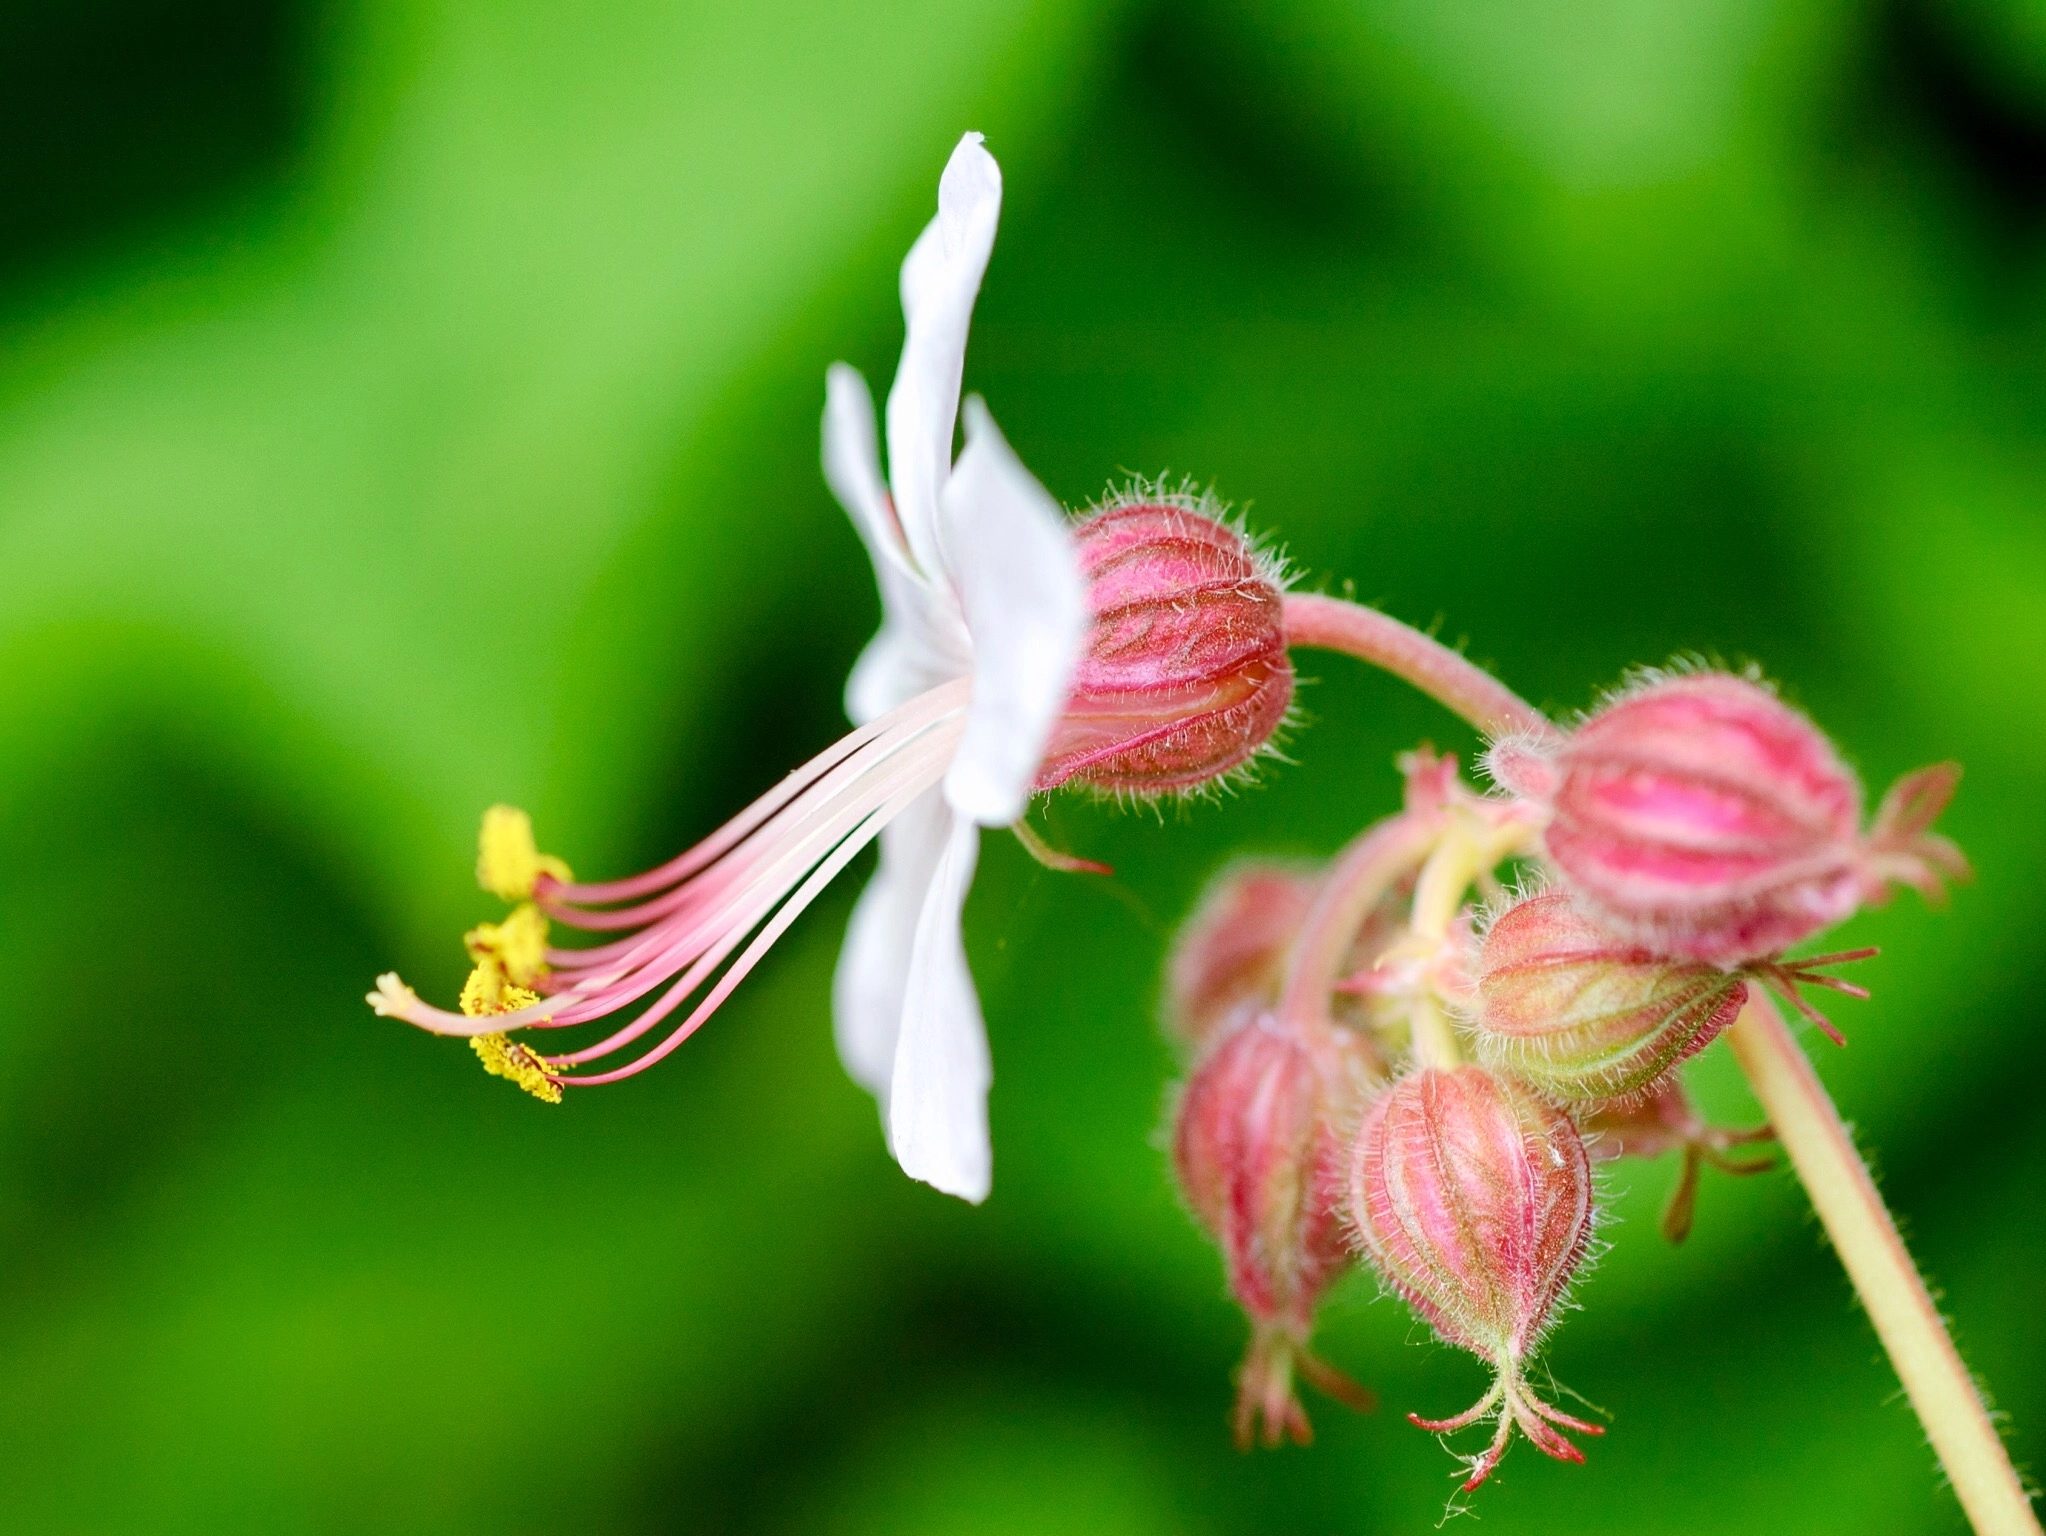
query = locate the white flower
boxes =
[823,133,1087,1200]
[367,133,1085,1206]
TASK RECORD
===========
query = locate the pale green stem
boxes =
[1726,994,2040,1535]
[1404,833,1479,1070]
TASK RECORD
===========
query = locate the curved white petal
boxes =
[940,400,1086,826]
[844,624,918,729]
[886,808,991,1202]
[823,363,915,583]
[885,133,1001,582]
[828,363,970,725]
[843,565,974,725]
[832,786,955,1109]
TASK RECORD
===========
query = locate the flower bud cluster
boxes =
[1162,762,1609,1488]
[1159,676,1961,1496]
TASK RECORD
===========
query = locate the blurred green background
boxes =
[2,0,2042,1530]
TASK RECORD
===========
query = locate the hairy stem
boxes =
[1281,592,1560,744]
[1726,994,2039,1535]
[1404,831,1482,1070]
[1275,813,1438,1032]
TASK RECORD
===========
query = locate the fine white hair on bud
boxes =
[1037,484,1295,801]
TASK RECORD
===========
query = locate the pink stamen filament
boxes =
[545,678,970,906]
[535,711,961,984]
[549,767,945,1086]
[383,685,967,1041]
[541,722,961,1068]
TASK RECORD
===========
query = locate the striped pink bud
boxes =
[1347,1065,1601,1490]
[1487,672,1967,965]
[1471,890,1747,1108]
[1173,1012,1378,1448]
[1037,495,1292,797]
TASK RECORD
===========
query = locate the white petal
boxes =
[823,363,915,584]
[827,364,969,724]
[842,559,975,725]
[940,400,1087,826]
[884,133,1001,582]
[886,808,992,1202]
[832,786,955,1107]
[843,624,918,728]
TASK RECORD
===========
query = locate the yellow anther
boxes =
[470,1033,564,1104]
[476,805,572,902]
[464,902,550,987]
[459,961,540,1019]
[459,963,556,1102]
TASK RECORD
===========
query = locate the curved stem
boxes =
[1405,834,1476,1070]
[1726,993,2040,1535]
[1275,813,1439,1032]
[1282,592,1561,745]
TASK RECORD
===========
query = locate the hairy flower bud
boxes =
[1347,1065,1601,1489]
[1470,890,1747,1108]
[1579,1083,1772,1243]
[1037,493,1292,797]
[1173,1013,1379,1448]
[1487,671,1968,964]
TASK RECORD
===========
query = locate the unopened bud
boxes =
[1038,494,1292,797]
[1579,1082,1772,1243]
[1173,1012,1378,1448]
[1347,1065,1601,1490]
[1487,672,1967,964]
[1470,890,1746,1108]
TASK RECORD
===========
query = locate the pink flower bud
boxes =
[1347,1065,1602,1489]
[1173,1012,1379,1448]
[1037,494,1292,797]
[1471,890,1747,1108]
[1487,672,1968,964]
[1579,1082,1772,1243]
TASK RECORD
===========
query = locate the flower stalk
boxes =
[1725,993,2041,1536]
[1274,813,1438,1034]
[1281,592,1558,744]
